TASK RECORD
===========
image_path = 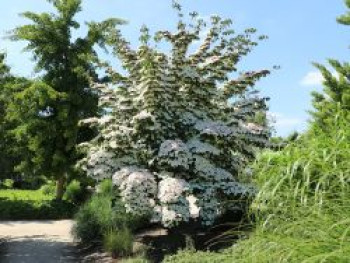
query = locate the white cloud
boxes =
[300,71,324,87]
[300,70,338,87]
[268,112,303,128]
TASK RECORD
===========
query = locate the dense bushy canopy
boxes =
[0,53,14,178]
[79,3,271,226]
[7,0,124,198]
[0,53,27,179]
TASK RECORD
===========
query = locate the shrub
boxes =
[72,194,113,243]
[103,228,133,258]
[17,176,47,190]
[1,179,14,189]
[97,179,114,196]
[72,192,148,244]
[79,2,271,227]
[0,190,76,220]
[64,179,87,205]
[40,183,56,196]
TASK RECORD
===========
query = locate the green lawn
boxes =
[0,189,54,201]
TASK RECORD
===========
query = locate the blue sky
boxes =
[0,0,348,136]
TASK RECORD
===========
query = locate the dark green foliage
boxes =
[0,189,76,220]
[72,194,107,243]
[0,53,23,180]
[7,0,125,199]
[310,2,350,131]
[64,179,88,204]
[72,189,147,244]
[310,61,350,131]
[97,179,114,196]
[17,176,48,190]
[0,199,76,220]
[0,179,14,189]
[41,183,56,196]
[337,0,350,24]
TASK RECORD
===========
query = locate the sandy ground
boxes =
[0,220,74,241]
[0,220,80,263]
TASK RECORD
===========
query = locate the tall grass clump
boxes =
[165,111,350,263]
[103,227,134,258]
[72,179,148,244]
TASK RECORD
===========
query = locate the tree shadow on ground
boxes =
[0,238,79,263]
[138,210,252,263]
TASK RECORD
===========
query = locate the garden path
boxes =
[0,220,79,263]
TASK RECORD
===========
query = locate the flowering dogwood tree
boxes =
[79,2,271,227]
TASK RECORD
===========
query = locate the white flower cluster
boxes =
[156,177,191,227]
[240,122,265,134]
[85,148,117,180]
[158,177,189,203]
[195,120,236,137]
[132,110,155,123]
[113,167,157,215]
[158,140,192,170]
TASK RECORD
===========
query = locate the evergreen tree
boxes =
[310,0,350,130]
[0,52,15,179]
[8,0,124,199]
[0,53,28,180]
[80,2,271,226]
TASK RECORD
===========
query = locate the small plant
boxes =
[103,228,133,259]
[72,191,148,244]
[64,180,86,204]
[40,183,56,196]
[97,179,114,196]
[72,194,113,243]
[1,179,14,189]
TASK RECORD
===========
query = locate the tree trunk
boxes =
[55,175,66,200]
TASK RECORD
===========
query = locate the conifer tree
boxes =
[8,0,124,199]
[310,0,350,130]
[0,52,15,179]
[80,2,271,226]
[0,53,29,180]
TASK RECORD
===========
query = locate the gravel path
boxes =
[0,220,79,263]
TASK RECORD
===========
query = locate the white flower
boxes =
[132,110,155,122]
[240,122,265,134]
[79,117,99,125]
[114,168,157,215]
[112,166,141,186]
[187,195,200,218]
[98,115,113,125]
[195,120,234,137]
[158,140,192,170]
[158,177,189,204]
